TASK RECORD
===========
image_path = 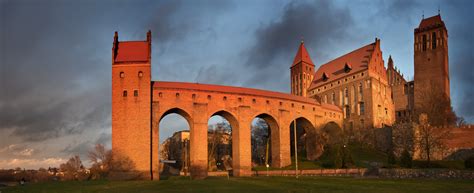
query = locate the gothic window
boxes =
[359,102,365,115]
[345,106,351,118]
[358,83,363,98]
[134,90,138,97]
[123,90,127,97]
[120,72,125,78]
[422,34,427,51]
[432,32,437,49]
[332,92,336,104]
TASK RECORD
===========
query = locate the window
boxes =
[123,90,127,97]
[345,106,351,118]
[358,83,363,99]
[385,108,388,115]
[359,102,365,115]
[134,90,138,97]
[332,92,336,104]
[120,72,125,78]
[432,32,437,49]
[138,71,143,78]
[422,34,427,51]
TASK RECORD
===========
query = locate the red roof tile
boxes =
[416,15,445,31]
[292,42,314,67]
[114,41,150,63]
[153,81,338,108]
[309,42,375,90]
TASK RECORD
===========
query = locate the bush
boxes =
[465,156,474,169]
[387,150,397,166]
[400,149,412,168]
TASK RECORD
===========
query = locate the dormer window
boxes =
[344,63,352,73]
[322,72,329,81]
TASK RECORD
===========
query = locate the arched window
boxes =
[422,34,427,51]
[123,90,127,97]
[332,92,335,104]
[120,72,125,78]
[432,32,437,49]
[138,71,143,78]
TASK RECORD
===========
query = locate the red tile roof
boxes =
[292,42,314,67]
[114,41,150,63]
[416,15,445,32]
[153,81,334,107]
[309,42,375,90]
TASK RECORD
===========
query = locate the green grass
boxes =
[2,176,473,193]
[253,143,388,171]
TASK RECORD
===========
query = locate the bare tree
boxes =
[208,122,231,171]
[88,144,136,179]
[89,144,112,179]
[60,155,86,181]
[415,113,451,164]
[391,122,415,156]
[251,119,270,166]
[415,81,457,127]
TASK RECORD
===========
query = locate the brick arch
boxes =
[209,110,239,130]
[159,107,193,125]
[251,113,280,167]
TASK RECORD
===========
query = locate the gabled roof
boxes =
[309,42,376,90]
[114,41,150,63]
[416,15,445,32]
[291,41,314,67]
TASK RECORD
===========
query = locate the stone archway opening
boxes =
[158,108,192,178]
[290,117,317,162]
[250,113,279,169]
[207,113,233,172]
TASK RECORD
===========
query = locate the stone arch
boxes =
[209,110,239,130]
[251,113,280,167]
[156,107,194,177]
[207,110,239,172]
[290,116,319,160]
[159,107,193,126]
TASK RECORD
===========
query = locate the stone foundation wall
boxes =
[377,168,474,180]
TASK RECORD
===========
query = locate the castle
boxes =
[111,13,473,180]
[295,14,450,130]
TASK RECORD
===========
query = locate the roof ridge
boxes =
[317,42,375,70]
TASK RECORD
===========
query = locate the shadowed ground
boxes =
[2,176,473,193]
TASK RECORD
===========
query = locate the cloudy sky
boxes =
[1,0,473,169]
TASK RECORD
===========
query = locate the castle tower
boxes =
[112,31,152,176]
[291,41,315,97]
[414,14,450,109]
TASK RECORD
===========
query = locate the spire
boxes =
[292,41,314,67]
[388,55,394,69]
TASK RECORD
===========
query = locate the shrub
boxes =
[400,149,412,168]
[387,150,397,166]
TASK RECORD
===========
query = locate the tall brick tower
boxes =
[414,14,450,109]
[112,31,152,177]
[291,41,315,97]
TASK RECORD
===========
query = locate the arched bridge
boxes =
[151,81,343,179]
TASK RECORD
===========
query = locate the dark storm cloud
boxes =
[148,0,233,51]
[243,0,353,91]
[445,0,474,121]
[0,1,127,141]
